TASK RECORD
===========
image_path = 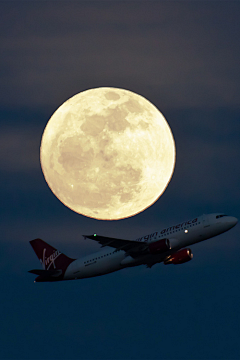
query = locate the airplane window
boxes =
[216,215,227,219]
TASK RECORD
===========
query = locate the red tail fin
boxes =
[29,238,75,272]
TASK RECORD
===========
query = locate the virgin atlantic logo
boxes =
[40,248,61,270]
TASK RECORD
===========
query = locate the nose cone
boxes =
[228,216,238,228]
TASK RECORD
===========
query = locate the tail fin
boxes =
[29,238,75,272]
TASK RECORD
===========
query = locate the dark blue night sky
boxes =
[1,2,240,359]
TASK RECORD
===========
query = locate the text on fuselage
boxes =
[135,218,198,243]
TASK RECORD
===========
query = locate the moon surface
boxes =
[40,87,175,220]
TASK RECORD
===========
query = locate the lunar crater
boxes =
[124,99,145,114]
[105,91,120,101]
[81,114,106,137]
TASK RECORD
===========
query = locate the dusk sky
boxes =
[1,1,240,359]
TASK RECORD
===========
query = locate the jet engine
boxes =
[164,248,193,265]
[148,238,171,254]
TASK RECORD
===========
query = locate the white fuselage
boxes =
[64,213,238,280]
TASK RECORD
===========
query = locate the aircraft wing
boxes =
[83,234,147,254]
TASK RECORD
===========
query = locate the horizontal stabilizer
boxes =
[28,269,62,277]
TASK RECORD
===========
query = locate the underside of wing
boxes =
[83,235,176,263]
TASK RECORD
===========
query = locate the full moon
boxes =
[40,88,175,220]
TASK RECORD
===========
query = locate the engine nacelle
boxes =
[148,238,171,254]
[164,248,193,265]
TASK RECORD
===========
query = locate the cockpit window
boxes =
[216,214,228,219]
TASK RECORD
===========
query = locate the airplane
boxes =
[29,213,238,282]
